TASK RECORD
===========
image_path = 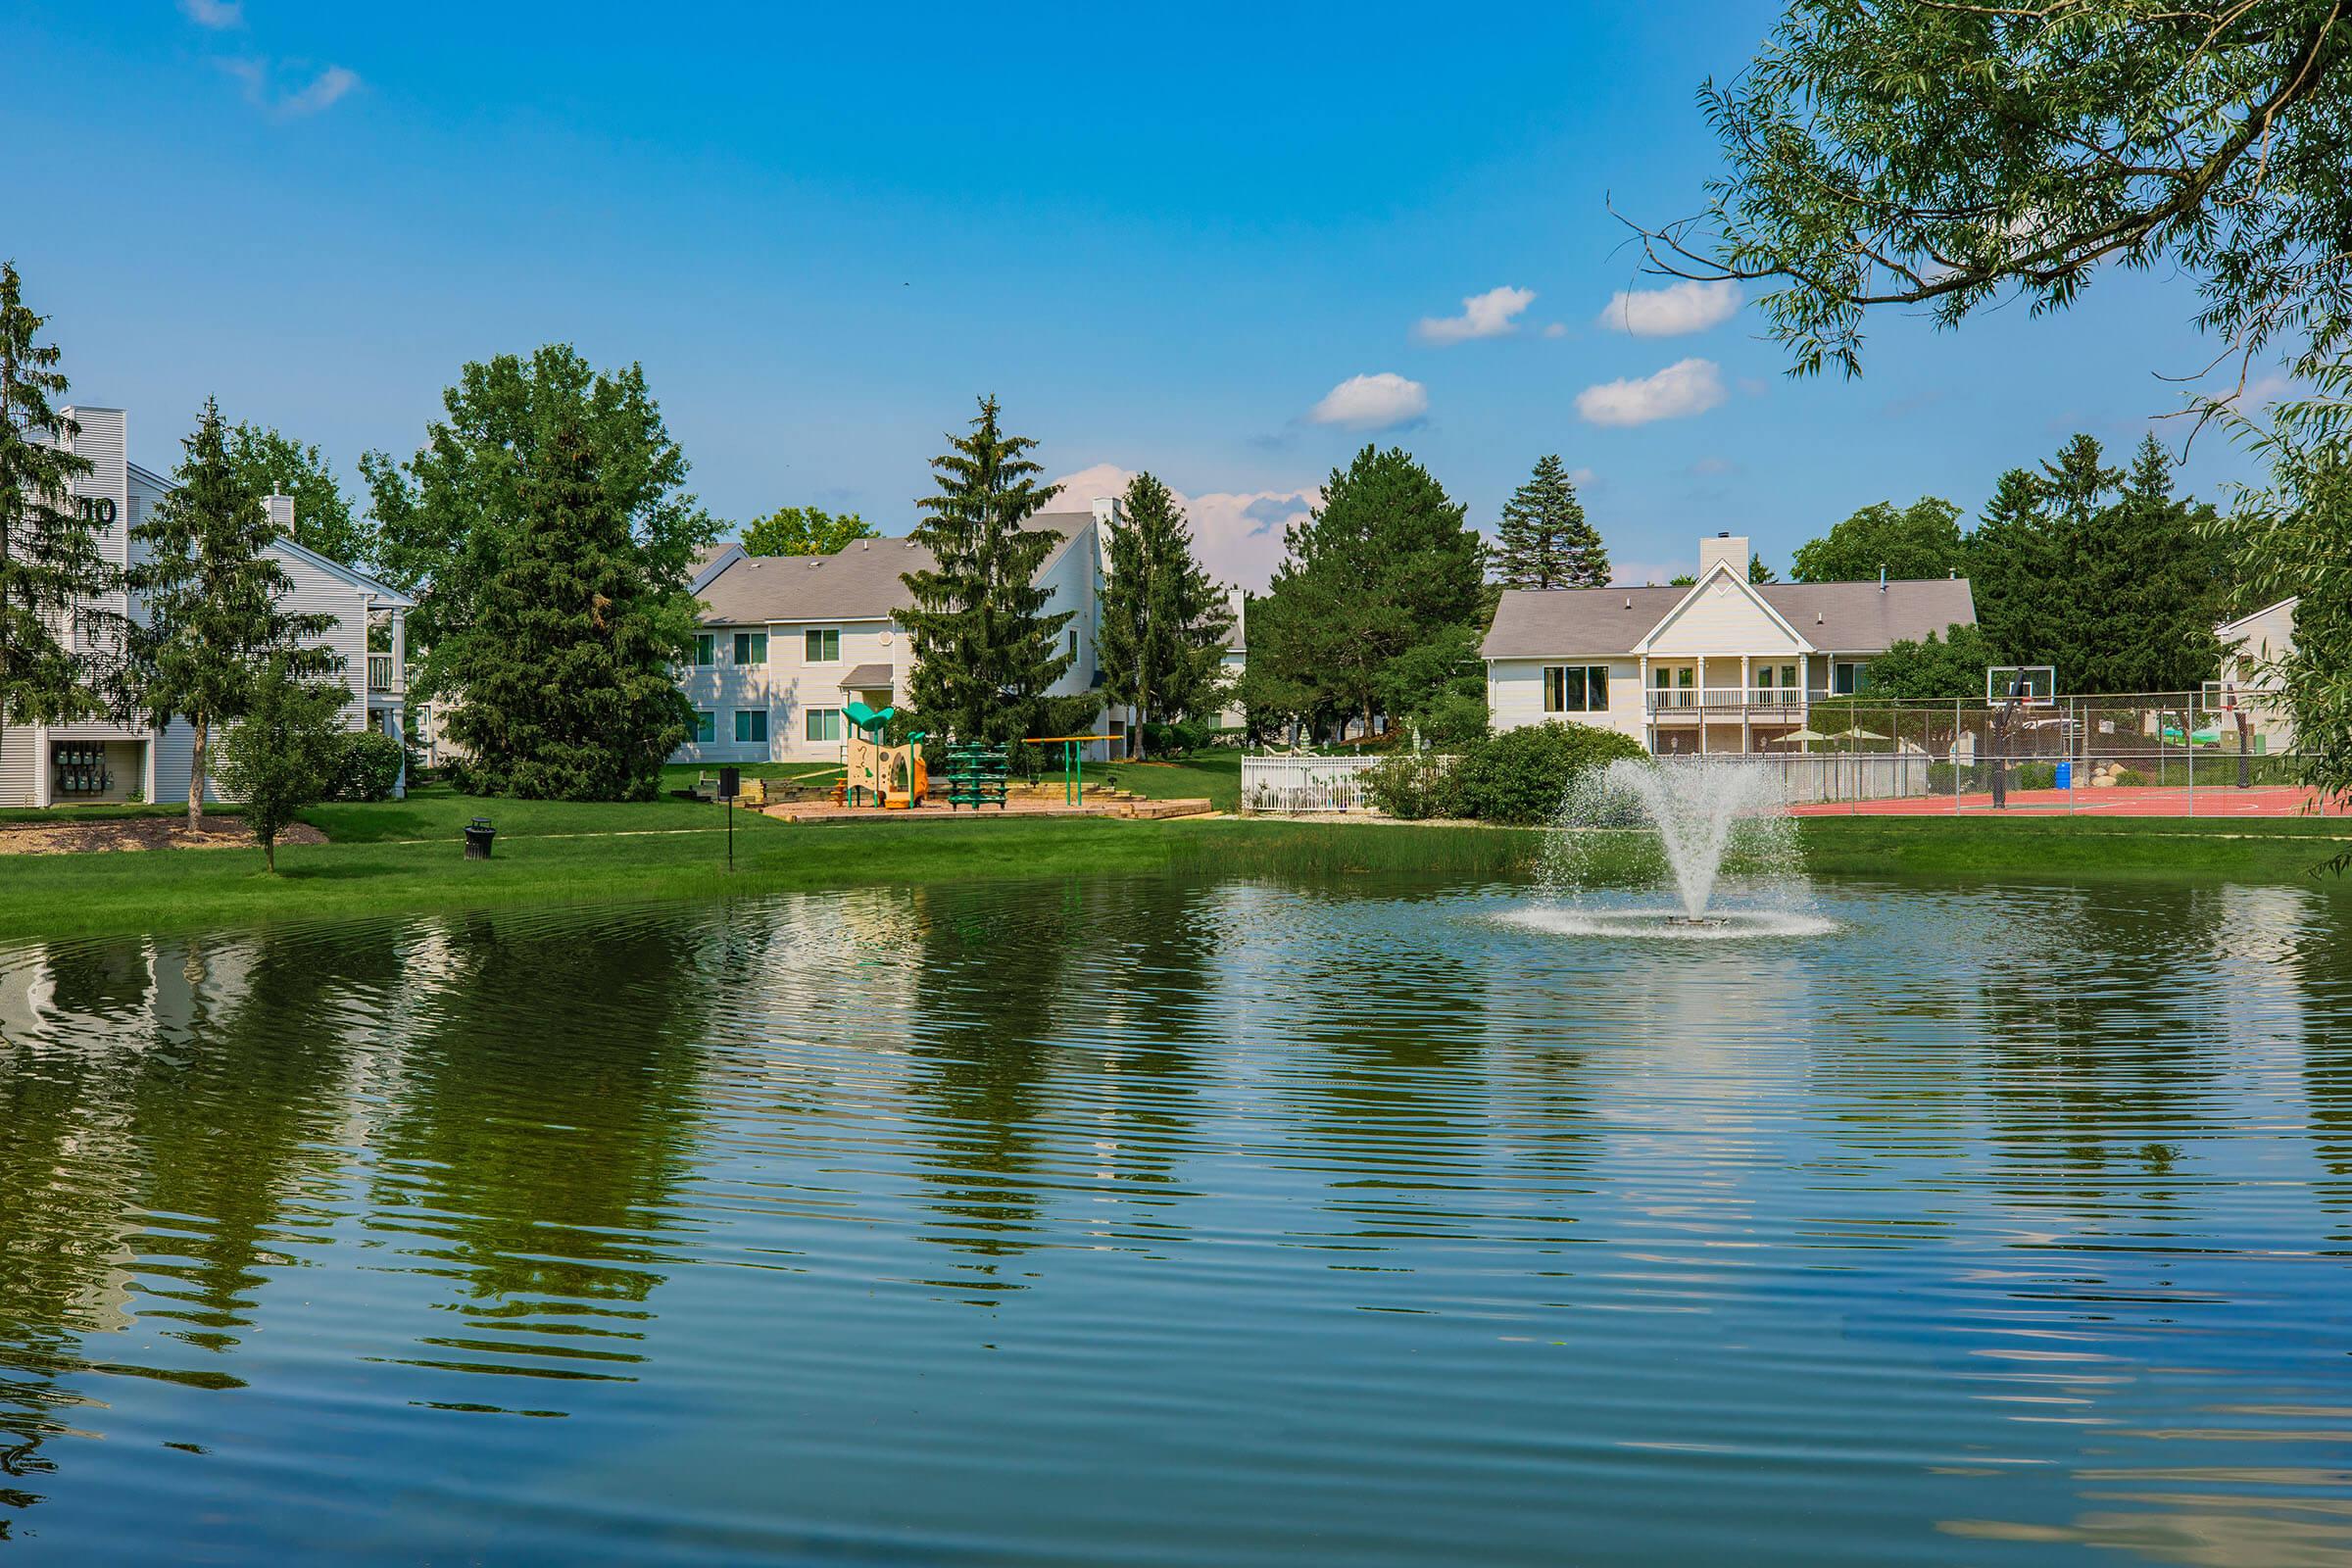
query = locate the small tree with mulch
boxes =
[216,656,345,872]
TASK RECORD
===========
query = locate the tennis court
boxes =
[1788,784,2332,817]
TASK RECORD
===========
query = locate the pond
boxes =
[2,872,2350,1565]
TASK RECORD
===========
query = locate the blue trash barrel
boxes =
[2053,761,2072,790]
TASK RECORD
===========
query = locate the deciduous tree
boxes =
[130,399,340,826]
[1792,497,1965,583]
[223,422,366,564]
[216,653,345,871]
[741,504,876,558]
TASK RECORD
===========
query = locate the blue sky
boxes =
[10,1,2271,587]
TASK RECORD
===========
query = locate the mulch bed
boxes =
[0,816,328,856]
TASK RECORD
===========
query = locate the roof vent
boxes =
[1623,595,1632,610]
[1879,564,1886,590]
[860,539,870,550]
[1815,611,1824,624]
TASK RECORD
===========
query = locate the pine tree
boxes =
[899,396,1074,744]
[0,262,125,758]
[131,399,342,826]
[440,416,698,800]
[1967,466,2059,670]
[2076,434,2227,693]
[1245,445,1485,740]
[1100,472,1235,760]
[1494,455,1607,589]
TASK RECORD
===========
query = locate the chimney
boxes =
[1091,495,1120,530]
[263,492,296,538]
[1696,531,1749,580]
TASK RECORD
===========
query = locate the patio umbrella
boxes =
[1830,726,1887,742]
[1771,727,1835,746]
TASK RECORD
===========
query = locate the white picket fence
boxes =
[1241,754,1386,813]
[1693,751,1938,806]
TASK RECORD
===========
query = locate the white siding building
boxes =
[2214,596,2297,750]
[1482,532,1977,756]
[673,502,1115,764]
[0,407,413,808]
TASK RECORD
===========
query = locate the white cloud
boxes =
[1415,285,1535,345]
[1051,463,1319,592]
[1307,372,1428,430]
[1597,279,1742,337]
[1575,358,1726,427]
[179,0,244,26]
[221,58,362,119]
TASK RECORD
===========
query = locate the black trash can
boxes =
[465,817,496,859]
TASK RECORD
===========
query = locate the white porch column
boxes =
[391,607,407,693]
[1740,654,1751,754]
[1639,654,1650,753]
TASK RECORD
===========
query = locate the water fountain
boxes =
[1510,758,1836,940]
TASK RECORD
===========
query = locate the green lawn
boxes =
[0,787,2343,947]
[1083,749,1243,811]
[656,760,843,793]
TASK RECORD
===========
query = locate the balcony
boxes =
[1646,686,1812,718]
[367,653,401,694]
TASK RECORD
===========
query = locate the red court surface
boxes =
[1788,785,2337,818]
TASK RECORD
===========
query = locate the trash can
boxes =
[465,817,496,859]
[2053,760,2072,791]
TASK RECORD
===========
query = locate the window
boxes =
[806,708,843,743]
[693,633,715,666]
[1757,663,1797,696]
[693,711,715,744]
[805,628,840,662]
[734,631,767,665]
[1544,664,1609,713]
[734,710,768,744]
[1833,661,1871,696]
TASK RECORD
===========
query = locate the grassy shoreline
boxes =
[0,787,2344,946]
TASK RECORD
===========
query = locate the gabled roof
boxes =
[1482,573,1977,659]
[2217,596,2297,638]
[123,461,415,609]
[697,510,1092,627]
[1635,562,1812,655]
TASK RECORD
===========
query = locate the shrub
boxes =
[2014,760,2058,791]
[217,659,345,871]
[1142,718,1211,759]
[1449,722,1647,826]
[1416,690,1491,747]
[334,729,407,802]
[1363,751,1460,820]
[2112,765,2148,787]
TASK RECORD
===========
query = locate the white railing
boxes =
[1646,686,1810,714]
[367,653,399,693]
[1241,754,1385,813]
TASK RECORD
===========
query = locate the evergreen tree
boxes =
[1244,445,1485,740]
[1494,455,1607,589]
[362,345,713,682]
[1966,466,2060,670]
[1747,555,1779,584]
[2087,434,2227,692]
[0,262,125,755]
[131,399,341,826]
[440,415,696,800]
[899,396,1074,744]
[222,422,366,564]
[1099,471,1234,760]
[740,505,876,557]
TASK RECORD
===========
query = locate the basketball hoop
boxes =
[1985,665,2056,708]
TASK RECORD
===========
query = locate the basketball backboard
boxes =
[1985,665,2056,706]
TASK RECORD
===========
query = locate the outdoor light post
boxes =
[718,765,740,872]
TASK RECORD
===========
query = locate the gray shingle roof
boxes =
[698,511,1089,626]
[1481,576,1978,659]
[837,662,892,690]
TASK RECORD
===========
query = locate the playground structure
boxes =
[944,742,1009,810]
[841,702,928,808]
[1026,734,1121,805]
